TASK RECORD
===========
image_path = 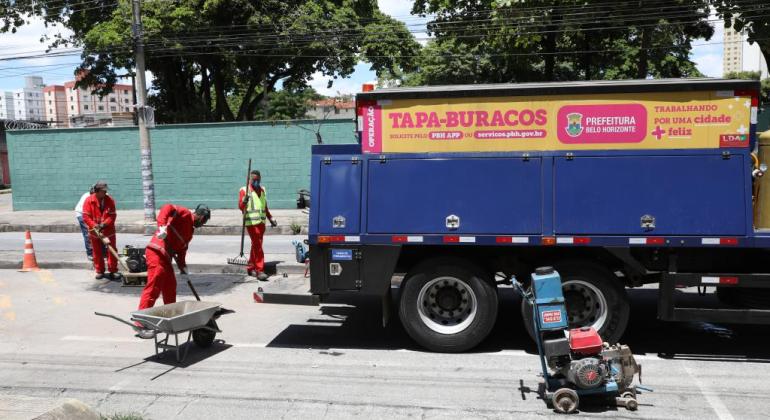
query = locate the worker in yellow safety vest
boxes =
[238,169,277,280]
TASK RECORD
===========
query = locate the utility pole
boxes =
[131,0,157,234]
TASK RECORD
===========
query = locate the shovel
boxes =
[227,158,251,266]
[91,226,131,273]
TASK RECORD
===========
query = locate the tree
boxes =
[261,87,323,120]
[406,0,713,84]
[1,0,420,123]
[712,0,770,73]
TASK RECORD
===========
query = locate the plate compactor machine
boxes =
[515,267,646,414]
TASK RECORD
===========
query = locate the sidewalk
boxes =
[0,249,307,275]
[0,194,309,235]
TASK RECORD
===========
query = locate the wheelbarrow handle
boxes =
[94,312,140,332]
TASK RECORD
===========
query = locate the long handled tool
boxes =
[228,158,251,266]
[91,226,130,272]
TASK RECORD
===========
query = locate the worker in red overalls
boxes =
[137,203,210,314]
[238,170,277,280]
[81,181,118,280]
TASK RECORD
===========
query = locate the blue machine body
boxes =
[532,270,569,331]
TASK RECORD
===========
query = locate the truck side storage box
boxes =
[554,154,747,236]
[317,159,362,234]
[367,157,542,234]
[326,247,361,290]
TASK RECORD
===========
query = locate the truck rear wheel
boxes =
[399,258,498,352]
[521,261,629,344]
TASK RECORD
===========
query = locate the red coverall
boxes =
[138,204,195,310]
[238,186,272,272]
[81,194,118,274]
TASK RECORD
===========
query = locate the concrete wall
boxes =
[7,119,356,210]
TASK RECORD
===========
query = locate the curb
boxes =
[0,259,307,275]
[0,224,308,236]
[0,189,11,195]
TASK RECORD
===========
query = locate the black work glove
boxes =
[269,218,278,228]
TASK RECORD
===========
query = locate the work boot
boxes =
[257,272,269,281]
[247,270,257,277]
[95,272,104,280]
[107,272,121,281]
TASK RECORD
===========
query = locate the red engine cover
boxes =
[569,327,603,356]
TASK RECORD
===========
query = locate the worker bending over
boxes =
[81,181,118,280]
[238,170,277,280]
[137,204,210,312]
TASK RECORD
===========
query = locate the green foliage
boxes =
[724,71,762,80]
[403,0,713,84]
[1,0,419,123]
[290,222,302,234]
[262,87,323,121]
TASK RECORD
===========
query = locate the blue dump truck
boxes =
[308,78,770,352]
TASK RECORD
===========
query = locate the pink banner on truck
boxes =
[557,104,647,144]
[360,101,382,154]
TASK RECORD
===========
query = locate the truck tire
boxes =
[521,261,630,344]
[399,258,498,352]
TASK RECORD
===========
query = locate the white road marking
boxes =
[62,335,270,348]
[61,335,139,343]
[681,361,735,420]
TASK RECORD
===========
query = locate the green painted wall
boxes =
[7,120,356,210]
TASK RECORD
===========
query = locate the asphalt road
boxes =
[0,232,303,255]
[1,268,770,419]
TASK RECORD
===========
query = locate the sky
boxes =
[0,1,765,95]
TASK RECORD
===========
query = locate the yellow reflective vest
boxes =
[241,186,267,226]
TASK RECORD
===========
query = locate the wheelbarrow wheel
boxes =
[552,388,579,414]
[192,321,217,348]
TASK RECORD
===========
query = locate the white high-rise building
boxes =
[723,27,744,75]
[723,26,769,78]
[0,91,14,120]
[12,76,46,121]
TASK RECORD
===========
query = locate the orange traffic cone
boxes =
[19,230,41,272]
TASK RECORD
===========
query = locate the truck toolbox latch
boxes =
[640,215,656,231]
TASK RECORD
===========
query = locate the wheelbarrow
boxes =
[95,279,234,362]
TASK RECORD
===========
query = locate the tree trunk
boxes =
[582,34,591,80]
[637,27,650,79]
[200,65,212,122]
[543,10,558,81]
[212,64,234,121]
[236,76,259,121]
